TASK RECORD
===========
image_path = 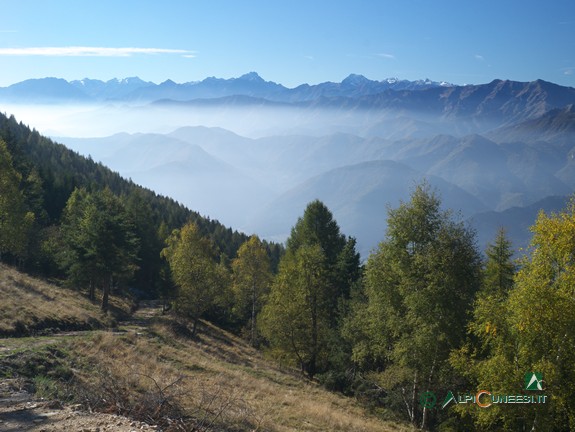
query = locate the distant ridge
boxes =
[487,104,575,147]
[0,73,451,103]
[2,75,574,132]
[0,77,91,103]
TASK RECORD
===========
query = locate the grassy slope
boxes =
[0,265,410,431]
[0,264,133,336]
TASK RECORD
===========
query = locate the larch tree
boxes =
[260,200,360,378]
[286,200,360,319]
[450,228,519,430]
[507,202,575,430]
[452,203,575,431]
[468,228,516,356]
[61,188,140,311]
[161,221,227,336]
[0,139,35,264]
[259,244,330,378]
[231,235,272,346]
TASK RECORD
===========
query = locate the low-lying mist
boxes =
[4,100,571,258]
[3,102,394,138]
[3,100,489,140]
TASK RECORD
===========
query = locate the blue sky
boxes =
[0,0,574,88]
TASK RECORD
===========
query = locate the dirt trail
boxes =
[0,380,158,431]
[0,304,164,432]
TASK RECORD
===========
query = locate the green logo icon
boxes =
[525,372,544,391]
[419,391,437,409]
[442,390,456,408]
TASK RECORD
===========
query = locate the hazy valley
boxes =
[2,73,569,257]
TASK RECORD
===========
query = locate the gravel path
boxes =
[0,303,167,432]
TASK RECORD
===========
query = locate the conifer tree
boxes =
[260,200,360,378]
[232,235,272,346]
[61,188,139,311]
[161,222,227,336]
[0,139,34,262]
[452,204,575,430]
[260,244,329,378]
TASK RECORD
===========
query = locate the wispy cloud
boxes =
[304,55,314,61]
[376,53,396,60]
[0,46,195,57]
[474,54,485,61]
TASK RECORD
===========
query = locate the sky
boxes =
[0,0,574,88]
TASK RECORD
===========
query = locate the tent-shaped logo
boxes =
[524,372,543,391]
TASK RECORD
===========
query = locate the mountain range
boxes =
[0,73,451,104]
[3,73,575,257]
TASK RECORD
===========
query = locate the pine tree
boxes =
[469,228,516,354]
[450,228,518,429]
[452,203,575,430]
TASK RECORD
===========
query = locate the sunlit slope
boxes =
[0,264,130,336]
[0,265,410,431]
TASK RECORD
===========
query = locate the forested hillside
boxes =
[0,112,282,305]
[2,110,575,431]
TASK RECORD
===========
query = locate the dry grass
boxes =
[0,263,131,335]
[64,318,412,432]
[0,264,412,431]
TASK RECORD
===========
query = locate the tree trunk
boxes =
[101,275,112,312]
[89,279,95,301]
[191,317,199,337]
[289,329,305,376]
[309,314,317,379]
[421,352,438,430]
[309,286,318,380]
[101,285,109,312]
[421,401,428,430]
[411,371,418,426]
[251,282,256,346]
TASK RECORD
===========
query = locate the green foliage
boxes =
[232,235,273,346]
[0,138,35,261]
[509,202,575,429]
[286,200,360,318]
[452,203,575,430]
[162,222,229,336]
[287,200,347,263]
[469,229,516,355]
[260,244,331,378]
[261,200,360,379]
[60,188,140,311]
[0,111,283,282]
[484,227,515,295]
[449,228,520,430]
[124,190,165,297]
[349,183,482,428]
